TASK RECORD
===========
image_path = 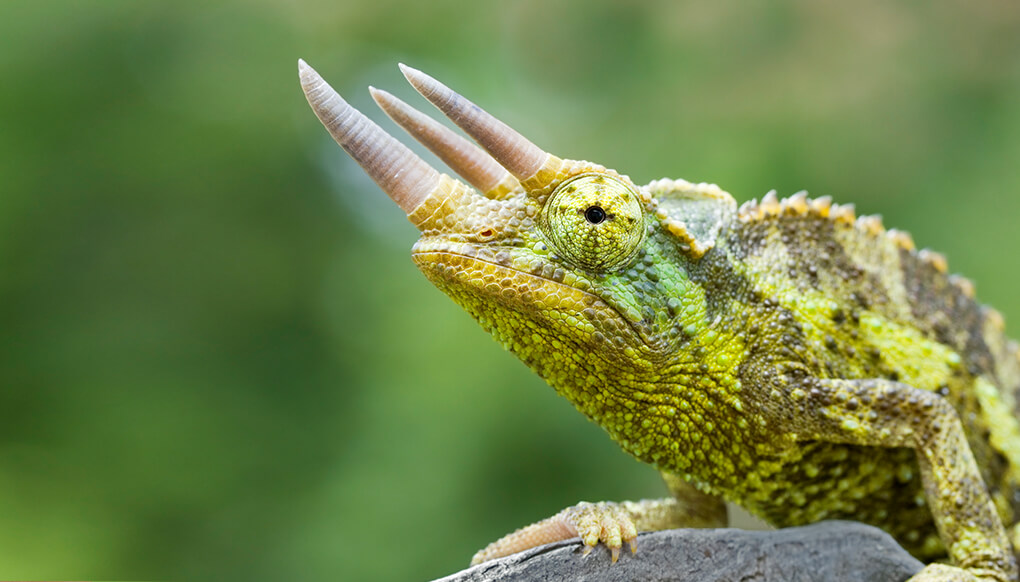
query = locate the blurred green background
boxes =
[2,0,1019,580]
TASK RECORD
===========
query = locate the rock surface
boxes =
[431,521,923,582]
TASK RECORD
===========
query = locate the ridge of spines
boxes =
[737,190,853,223]
[736,190,980,302]
[886,229,915,251]
[949,274,976,299]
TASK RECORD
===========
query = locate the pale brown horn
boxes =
[398,64,559,183]
[369,87,519,198]
[298,59,439,215]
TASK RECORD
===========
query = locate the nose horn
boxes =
[398,64,561,185]
[299,59,440,216]
[369,86,519,198]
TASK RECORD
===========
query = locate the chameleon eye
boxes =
[584,205,607,224]
[541,173,644,272]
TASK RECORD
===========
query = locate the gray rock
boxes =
[431,521,923,582]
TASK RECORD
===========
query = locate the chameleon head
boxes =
[299,61,711,424]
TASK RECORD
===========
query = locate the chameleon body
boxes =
[300,61,1020,581]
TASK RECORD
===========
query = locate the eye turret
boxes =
[541,173,645,272]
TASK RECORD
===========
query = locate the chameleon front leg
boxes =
[470,472,726,565]
[801,378,1017,582]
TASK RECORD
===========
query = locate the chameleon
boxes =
[298,59,1020,581]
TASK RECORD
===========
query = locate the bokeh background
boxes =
[3,1,1020,580]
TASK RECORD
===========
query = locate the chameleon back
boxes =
[717,196,1020,557]
[300,61,1020,578]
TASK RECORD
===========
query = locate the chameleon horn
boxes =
[299,59,444,219]
[399,64,561,184]
[369,87,519,198]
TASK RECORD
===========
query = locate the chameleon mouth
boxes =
[411,249,603,312]
[411,247,649,352]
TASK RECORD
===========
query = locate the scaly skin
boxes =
[300,62,1020,581]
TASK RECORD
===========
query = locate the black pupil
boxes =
[584,205,607,224]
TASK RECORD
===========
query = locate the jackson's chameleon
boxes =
[299,60,1020,581]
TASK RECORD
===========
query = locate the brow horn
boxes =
[398,64,560,184]
[369,87,519,197]
[298,59,440,216]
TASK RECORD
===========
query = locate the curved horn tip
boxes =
[368,87,402,114]
[369,86,411,116]
[397,63,431,84]
[398,63,437,94]
[298,58,326,92]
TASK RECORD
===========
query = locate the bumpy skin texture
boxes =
[300,63,1020,581]
[411,165,1020,581]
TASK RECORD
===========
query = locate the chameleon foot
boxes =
[565,501,639,562]
[470,501,638,565]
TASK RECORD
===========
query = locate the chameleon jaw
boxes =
[411,248,604,316]
[411,243,651,366]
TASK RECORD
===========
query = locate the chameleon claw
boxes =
[610,546,620,563]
